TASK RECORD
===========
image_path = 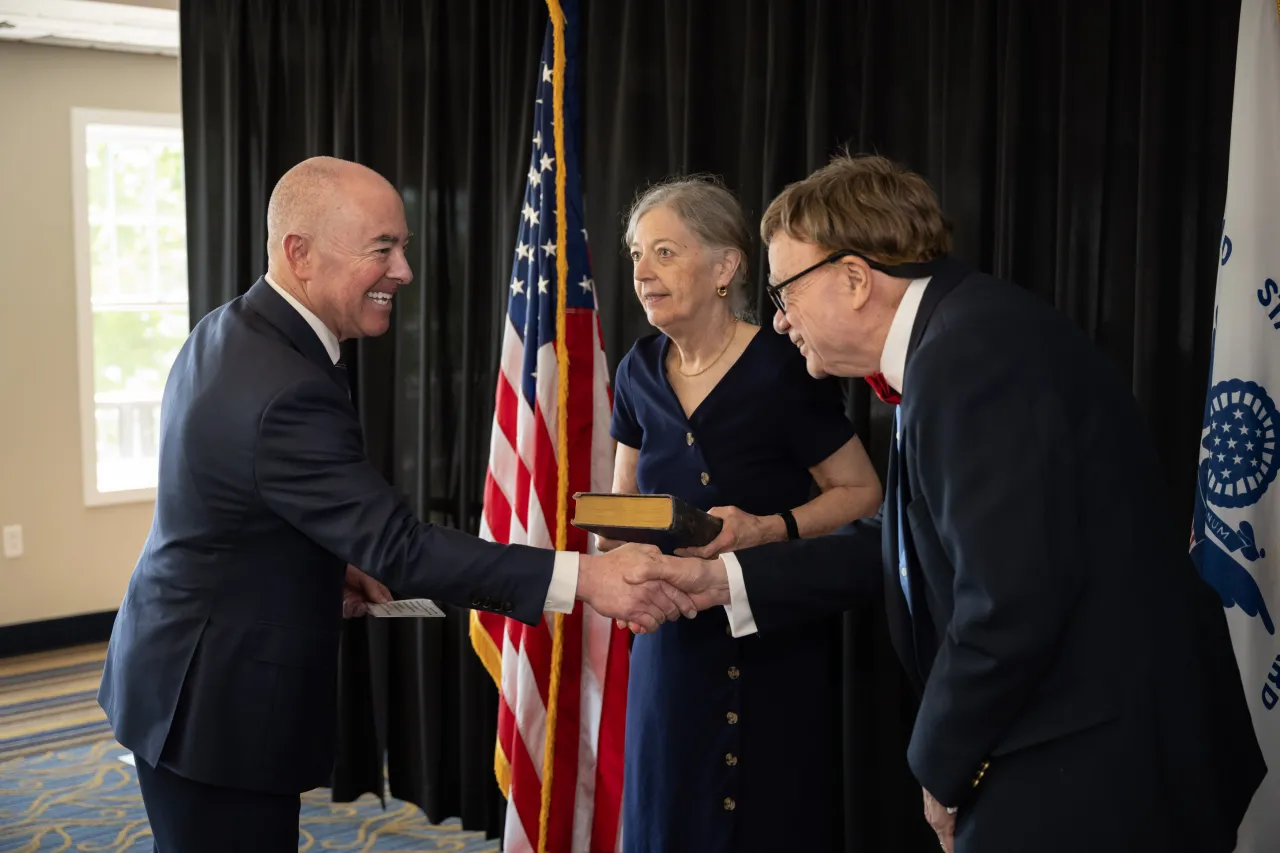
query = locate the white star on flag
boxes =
[522,203,537,223]
[516,242,532,262]
[533,130,542,149]
[542,64,553,82]
[537,276,549,294]
[579,276,594,293]
[528,166,541,186]
[510,278,525,295]
[542,239,557,257]
[540,153,555,172]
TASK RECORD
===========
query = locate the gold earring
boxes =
[716,285,729,297]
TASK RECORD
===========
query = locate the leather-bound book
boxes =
[570,492,723,549]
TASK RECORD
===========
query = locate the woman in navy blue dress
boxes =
[602,177,883,852]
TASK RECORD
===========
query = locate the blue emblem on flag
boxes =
[1191,377,1277,634]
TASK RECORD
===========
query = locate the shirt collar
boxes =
[264,272,341,364]
[879,276,931,394]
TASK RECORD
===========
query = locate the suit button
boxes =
[502,602,513,612]
[686,432,694,445]
[725,624,732,636]
[726,711,738,725]
[725,753,738,766]
[727,666,740,679]
[723,797,736,811]
[700,472,710,485]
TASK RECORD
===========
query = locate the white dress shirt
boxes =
[264,272,579,612]
[721,277,933,637]
[264,273,342,364]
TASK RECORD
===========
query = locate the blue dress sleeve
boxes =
[782,355,856,468]
[610,347,643,449]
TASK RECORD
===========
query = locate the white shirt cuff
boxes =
[720,552,759,637]
[545,551,579,613]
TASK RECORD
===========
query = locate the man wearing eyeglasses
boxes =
[625,153,1265,852]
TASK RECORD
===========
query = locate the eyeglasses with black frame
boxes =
[765,249,939,313]
[764,250,861,313]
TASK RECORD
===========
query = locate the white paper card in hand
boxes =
[365,599,447,618]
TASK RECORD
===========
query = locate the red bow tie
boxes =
[865,372,901,405]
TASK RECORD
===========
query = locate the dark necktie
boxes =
[895,406,913,616]
[866,372,901,405]
[334,361,351,399]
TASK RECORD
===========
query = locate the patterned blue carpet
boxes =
[0,645,499,852]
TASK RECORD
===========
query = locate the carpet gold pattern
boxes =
[0,643,112,762]
[0,644,499,852]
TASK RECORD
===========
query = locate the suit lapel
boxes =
[243,278,347,391]
[883,258,974,695]
[904,257,970,366]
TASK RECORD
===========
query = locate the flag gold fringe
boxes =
[469,613,508,795]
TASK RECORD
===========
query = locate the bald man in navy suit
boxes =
[98,157,695,852]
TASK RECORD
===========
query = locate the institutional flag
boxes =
[1189,1,1280,848]
[469,0,627,851]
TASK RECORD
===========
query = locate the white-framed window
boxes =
[71,108,189,507]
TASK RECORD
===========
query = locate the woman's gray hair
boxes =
[623,175,754,320]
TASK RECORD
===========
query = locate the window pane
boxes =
[111,143,154,217]
[92,307,187,394]
[157,223,187,301]
[88,222,118,302]
[155,145,185,218]
[91,306,188,493]
[113,224,153,302]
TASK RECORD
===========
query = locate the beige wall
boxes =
[0,42,180,626]
[85,0,179,8]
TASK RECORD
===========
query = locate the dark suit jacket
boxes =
[735,261,1266,851]
[98,279,553,795]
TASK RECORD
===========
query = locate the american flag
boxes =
[469,1,627,851]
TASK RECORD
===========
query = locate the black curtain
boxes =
[180,1,1241,850]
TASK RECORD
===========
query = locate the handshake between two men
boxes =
[339,543,724,631]
[575,542,730,634]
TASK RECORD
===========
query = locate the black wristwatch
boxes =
[779,509,800,540]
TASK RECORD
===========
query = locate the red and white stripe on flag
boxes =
[469,2,628,851]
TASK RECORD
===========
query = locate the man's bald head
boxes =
[264,156,413,341]
[266,156,397,267]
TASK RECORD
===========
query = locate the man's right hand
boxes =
[576,544,698,633]
[627,555,731,633]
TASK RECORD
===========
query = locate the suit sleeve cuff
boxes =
[545,551,579,613]
[721,552,759,637]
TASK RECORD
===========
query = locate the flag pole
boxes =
[541,0,570,851]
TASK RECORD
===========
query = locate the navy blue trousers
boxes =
[135,757,300,852]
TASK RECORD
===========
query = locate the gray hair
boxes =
[623,175,754,320]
